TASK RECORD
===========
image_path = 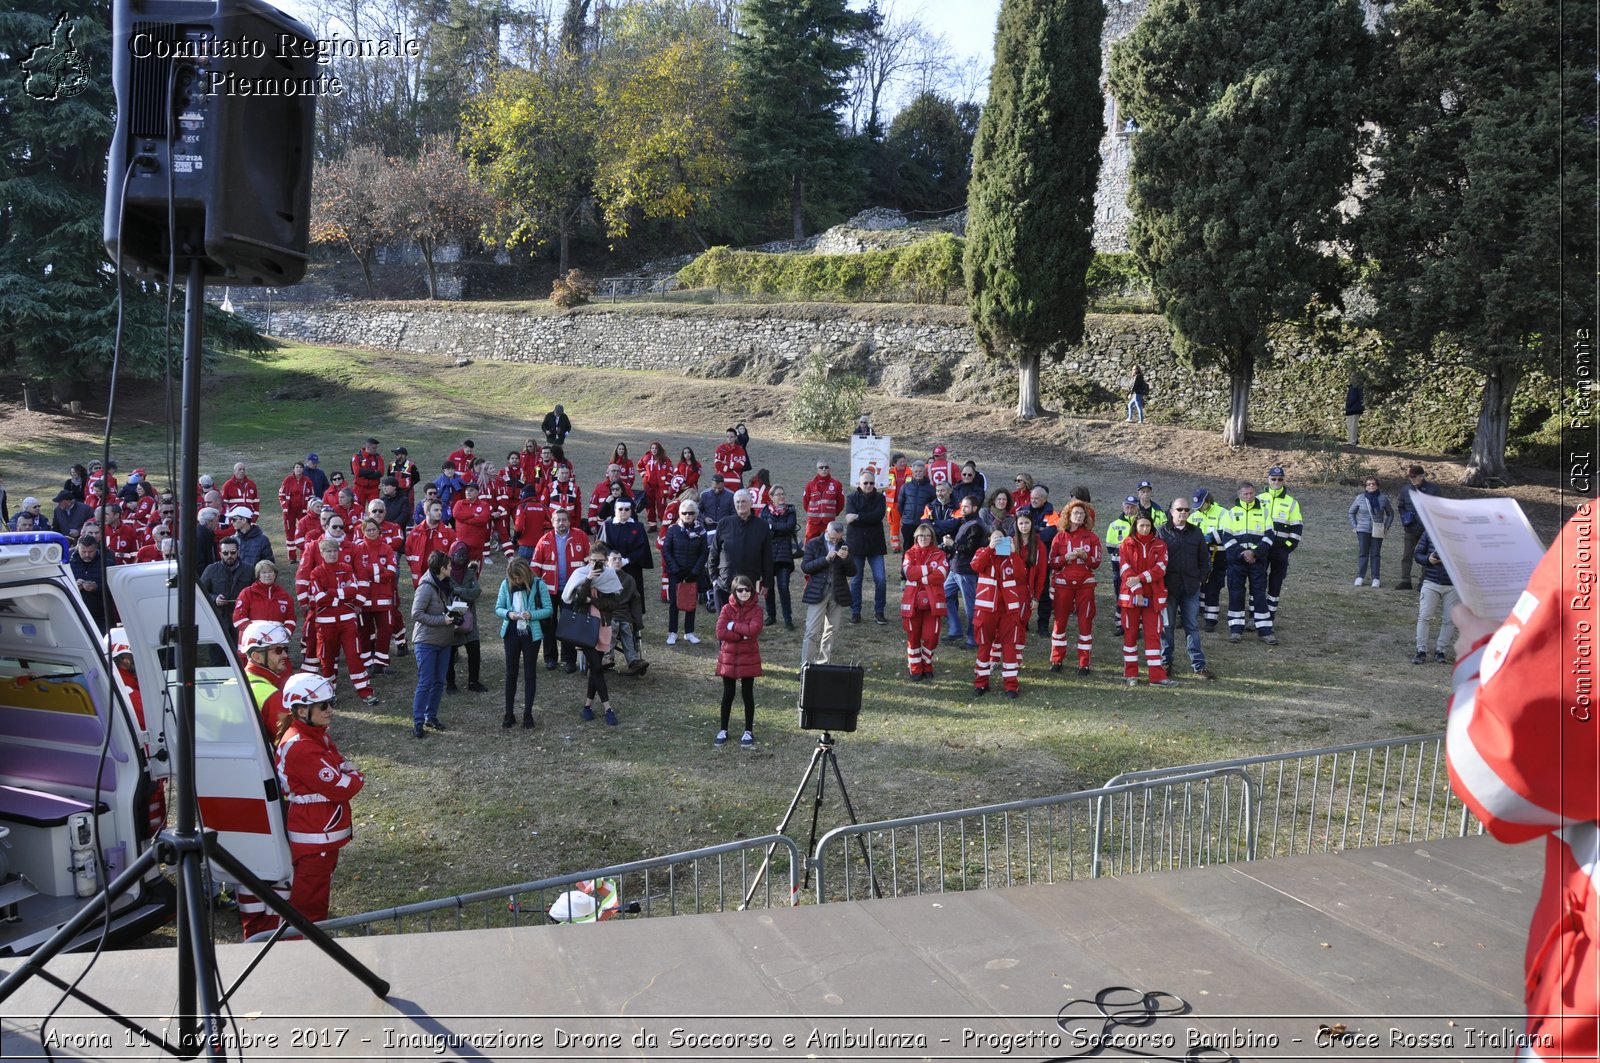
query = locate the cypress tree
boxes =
[965,0,1104,420]
[1108,0,1369,445]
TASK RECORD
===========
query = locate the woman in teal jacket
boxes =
[495,556,554,728]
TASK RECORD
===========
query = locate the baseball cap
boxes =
[367,436,381,446]
[53,489,75,503]
[306,453,319,463]
[1137,480,1153,490]
[1193,488,1211,505]
[393,446,408,455]
[932,444,947,456]
[1124,495,1139,506]
[227,505,253,520]
[132,467,147,478]
[1268,466,1285,477]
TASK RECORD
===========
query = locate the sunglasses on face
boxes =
[734,588,753,595]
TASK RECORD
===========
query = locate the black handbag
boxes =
[555,604,601,649]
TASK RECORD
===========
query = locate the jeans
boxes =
[1161,589,1206,673]
[613,619,640,665]
[944,570,977,641]
[516,545,534,561]
[411,642,449,726]
[849,552,887,617]
[1127,394,1145,423]
[503,628,540,716]
[1355,532,1384,580]
[1416,581,1459,653]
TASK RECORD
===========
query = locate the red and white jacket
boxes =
[587,480,626,523]
[220,476,260,520]
[1048,526,1104,587]
[350,449,384,499]
[971,546,1029,616]
[275,719,363,855]
[309,558,368,625]
[543,480,583,524]
[511,496,548,552]
[610,457,636,490]
[404,521,456,581]
[674,461,701,492]
[900,544,949,618]
[713,443,746,489]
[350,535,398,611]
[802,475,845,524]
[233,580,297,636]
[450,497,493,553]
[531,527,591,593]
[1117,533,1169,611]
[101,521,144,566]
[446,448,476,477]
[280,473,315,528]
[1447,511,1597,1061]
[295,511,325,554]
[925,458,958,486]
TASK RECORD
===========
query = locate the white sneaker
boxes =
[666,632,677,646]
[1371,579,1380,588]
[1353,577,1364,586]
[684,632,701,645]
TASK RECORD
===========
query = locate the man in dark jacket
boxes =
[699,478,735,527]
[800,522,855,667]
[1158,497,1213,679]
[541,405,572,445]
[69,534,117,632]
[942,495,984,645]
[897,461,937,554]
[598,500,654,607]
[926,482,961,541]
[1395,464,1440,589]
[712,490,773,613]
[199,538,251,634]
[1412,532,1457,664]
[51,490,93,543]
[844,471,889,623]
[228,507,275,572]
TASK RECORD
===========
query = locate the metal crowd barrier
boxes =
[312,834,800,939]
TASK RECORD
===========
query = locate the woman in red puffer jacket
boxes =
[713,574,763,749]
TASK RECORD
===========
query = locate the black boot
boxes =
[466,642,487,692]
[522,708,536,728]
[502,711,516,728]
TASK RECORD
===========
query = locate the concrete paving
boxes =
[0,834,1538,1061]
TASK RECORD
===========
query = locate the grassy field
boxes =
[0,342,1572,935]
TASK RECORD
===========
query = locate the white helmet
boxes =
[548,889,598,923]
[103,627,132,659]
[239,620,290,656]
[281,673,336,716]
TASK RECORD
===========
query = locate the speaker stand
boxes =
[741,731,882,910]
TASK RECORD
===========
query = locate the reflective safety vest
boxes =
[1104,516,1135,559]
[1192,501,1227,559]
[1263,487,1304,550]
[1219,500,1273,561]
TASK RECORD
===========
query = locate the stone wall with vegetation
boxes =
[240,301,1562,462]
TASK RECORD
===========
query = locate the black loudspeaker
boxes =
[798,663,864,733]
[104,0,318,284]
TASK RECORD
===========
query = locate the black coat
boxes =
[844,488,888,556]
[1158,522,1212,598]
[541,409,572,445]
[800,535,856,605]
[762,503,798,565]
[950,517,987,576]
[663,522,708,582]
[897,476,937,530]
[712,513,774,591]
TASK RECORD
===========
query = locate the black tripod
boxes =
[742,731,882,909]
[0,261,389,1059]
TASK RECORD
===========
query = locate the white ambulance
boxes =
[0,531,290,954]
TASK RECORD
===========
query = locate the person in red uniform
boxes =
[608,443,636,490]
[134,525,171,563]
[233,559,296,643]
[350,515,398,674]
[105,628,167,837]
[675,447,702,492]
[543,465,583,527]
[531,509,591,671]
[450,482,493,563]
[404,500,456,585]
[446,439,477,477]
[274,673,363,924]
[508,484,547,561]
[1119,515,1172,686]
[320,471,349,510]
[971,528,1029,698]
[294,498,326,562]
[220,462,260,520]
[308,537,378,704]
[638,441,672,525]
[801,459,845,543]
[713,428,747,491]
[1445,509,1597,1061]
[1011,512,1048,663]
[925,444,958,487]
[899,523,949,680]
[98,503,143,565]
[485,462,514,553]
[350,437,384,508]
[237,620,292,939]
[586,465,633,531]
[279,461,315,563]
[1048,500,1103,675]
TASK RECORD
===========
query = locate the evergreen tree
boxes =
[964,0,1104,419]
[732,0,871,240]
[0,1,259,397]
[1108,0,1369,445]
[884,91,976,212]
[1357,0,1594,486]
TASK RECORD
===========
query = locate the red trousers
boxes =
[974,609,1023,692]
[317,617,374,696]
[299,616,321,672]
[1121,603,1167,682]
[289,849,338,923]
[1051,581,1097,668]
[283,517,301,564]
[358,609,393,669]
[804,518,832,543]
[902,610,942,676]
[237,881,289,940]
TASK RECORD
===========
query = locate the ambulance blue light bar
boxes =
[0,531,71,565]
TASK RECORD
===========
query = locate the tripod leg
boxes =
[740,743,827,910]
[174,851,227,1060]
[799,747,832,893]
[206,841,390,999]
[0,844,161,1004]
[825,749,883,899]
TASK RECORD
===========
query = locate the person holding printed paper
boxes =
[1411,532,1456,664]
[1444,508,1596,1061]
